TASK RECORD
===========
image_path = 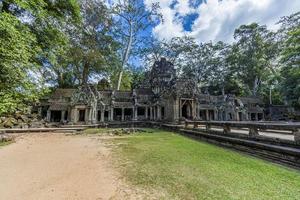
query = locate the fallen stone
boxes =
[0,134,14,143]
[3,119,14,128]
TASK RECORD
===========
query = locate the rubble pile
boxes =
[0,111,46,129]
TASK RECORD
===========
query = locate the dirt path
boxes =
[0,133,139,200]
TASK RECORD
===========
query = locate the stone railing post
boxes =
[110,107,114,121]
[185,120,188,128]
[249,127,259,137]
[194,122,198,128]
[121,108,125,121]
[101,110,104,122]
[223,124,231,134]
[293,129,300,144]
[206,124,211,131]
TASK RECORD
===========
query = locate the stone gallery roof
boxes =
[113,91,132,99]
[49,104,69,111]
[99,91,112,104]
[135,88,153,96]
[240,97,263,104]
[248,107,264,113]
[112,102,134,108]
[50,89,75,99]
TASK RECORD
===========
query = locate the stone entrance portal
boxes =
[78,110,85,122]
[181,99,193,119]
[50,111,61,122]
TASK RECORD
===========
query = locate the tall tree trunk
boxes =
[58,72,64,88]
[221,85,225,96]
[253,76,260,96]
[269,87,272,105]
[116,21,133,90]
[82,62,89,86]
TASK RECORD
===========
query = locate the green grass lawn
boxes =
[110,129,300,199]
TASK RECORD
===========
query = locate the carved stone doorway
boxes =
[181,100,193,119]
[78,109,85,122]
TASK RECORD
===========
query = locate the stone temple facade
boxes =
[40,58,264,124]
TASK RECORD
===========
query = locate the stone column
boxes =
[214,110,218,121]
[87,109,92,124]
[91,109,97,124]
[223,124,231,134]
[249,127,259,137]
[134,107,138,121]
[192,101,196,119]
[206,110,209,121]
[110,107,114,121]
[179,100,182,119]
[195,104,198,119]
[101,110,104,122]
[70,108,76,123]
[293,129,300,144]
[157,106,161,120]
[174,98,180,122]
[145,107,148,120]
[46,110,51,122]
[61,110,66,122]
[150,107,153,120]
[121,108,125,121]
[236,112,240,121]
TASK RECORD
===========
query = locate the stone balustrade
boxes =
[185,120,300,143]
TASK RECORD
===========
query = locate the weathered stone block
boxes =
[249,127,259,137]
[223,124,231,134]
[294,129,300,143]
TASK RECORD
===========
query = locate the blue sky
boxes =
[144,0,300,43]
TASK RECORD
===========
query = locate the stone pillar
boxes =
[70,108,76,123]
[91,109,97,124]
[192,101,196,119]
[133,107,138,121]
[157,106,161,120]
[293,129,300,144]
[179,100,182,119]
[223,124,231,134]
[206,110,209,121]
[101,110,104,122]
[61,110,66,122]
[86,109,89,124]
[214,110,218,121]
[195,104,198,119]
[174,98,180,122]
[206,124,211,131]
[46,110,51,122]
[110,107,114,121]
[121,108,125,121]
[89,109,93,124]
[84,109,89,123]
[249,127,259,137]
[145,107,148,120]
[150,107,153,120]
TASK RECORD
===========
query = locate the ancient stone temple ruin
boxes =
[39,58,264,124]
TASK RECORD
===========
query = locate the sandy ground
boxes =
[0,133,141,200]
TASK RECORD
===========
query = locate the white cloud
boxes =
[145,0,300,43]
